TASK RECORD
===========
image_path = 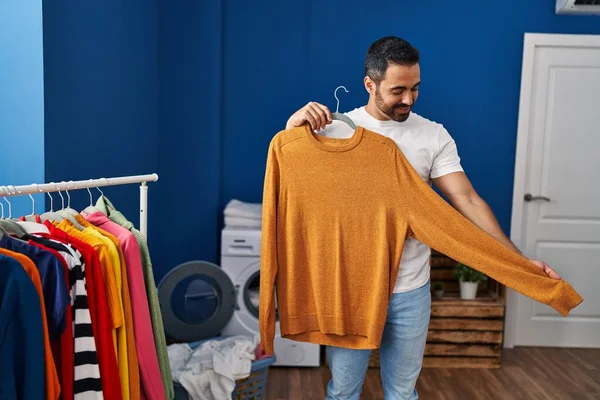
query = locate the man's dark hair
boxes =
[364,36,420,84]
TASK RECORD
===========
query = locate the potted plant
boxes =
[432,281,444,299]
[454,262,487,300]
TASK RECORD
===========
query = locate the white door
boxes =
[507,33,600,348]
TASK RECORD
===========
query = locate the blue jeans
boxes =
[325,281,431,400]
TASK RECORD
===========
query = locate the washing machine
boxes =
[220,228,321,367]
[157,228,321,367]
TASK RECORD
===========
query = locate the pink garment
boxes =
[82,211,166,400]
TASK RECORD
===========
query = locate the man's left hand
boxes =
[530,259,562,279]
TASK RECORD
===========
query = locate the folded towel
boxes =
[223,199,262,220]
[224,216,262,229]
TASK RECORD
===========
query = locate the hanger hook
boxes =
[96,178,109,197]
[53,183,65,210]
[66,181,76,208]
[1,187,12,218]
[87,179,94,207]
[4,186,14,218]
[8,185,18,200]
[30,183,40,215]
[7,185,18,198]
[0,187,5,219]
[46,186,54,212]
[61,181,71,209]
[334,86,349,113]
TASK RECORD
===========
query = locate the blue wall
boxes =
[9,0,596,282]
[42,0,160,254]
[217,0,600,264]
[0,0,46,217]
[157,0,224,280]
[156,0,600,280]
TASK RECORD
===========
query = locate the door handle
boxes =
[524,193,551,202]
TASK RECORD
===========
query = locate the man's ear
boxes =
[364,76,376,95]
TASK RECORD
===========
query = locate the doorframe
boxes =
[505,32,600,348]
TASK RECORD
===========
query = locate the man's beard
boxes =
[375,88,412,122]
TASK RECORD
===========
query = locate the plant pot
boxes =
[459,280,479,300]
[434,290,444,299]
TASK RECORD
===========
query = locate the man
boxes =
[283,36,561,400]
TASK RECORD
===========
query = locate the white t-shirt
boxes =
[317,106,464,293]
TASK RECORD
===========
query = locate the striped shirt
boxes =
[32,235,104,399]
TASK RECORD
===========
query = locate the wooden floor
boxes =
[265,347,600,399]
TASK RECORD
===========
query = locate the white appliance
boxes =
[556,0,600,15]
[220,228,321,367]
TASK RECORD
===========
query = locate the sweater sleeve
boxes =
[393,149,583,316]
[259,139,280,355]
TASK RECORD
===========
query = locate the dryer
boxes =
[157,228,320,367]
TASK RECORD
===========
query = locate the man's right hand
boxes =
[286,102,333,131]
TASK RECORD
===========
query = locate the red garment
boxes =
[29,241,74,400]
[43,223,123,400]
[19,214,43,223]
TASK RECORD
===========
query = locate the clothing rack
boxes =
[0,173,158,238]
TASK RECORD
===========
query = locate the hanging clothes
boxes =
[0,247,60,400]
[82,210,166,400]
[0,252,45,400]
[0,235,70,340]
[2,179,165,400]
[24,242,74,400]
[95,195,174,400]
[72,213,137,400]
[45,222,123,400]
[26,234,102,400]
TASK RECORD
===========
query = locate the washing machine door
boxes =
[158,260,236,342]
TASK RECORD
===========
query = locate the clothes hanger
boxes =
[0,188,7,234]
[23,183,46,223]
[0,193,8,239]
[13,186,51,234]
[331,86,357,130]
[0,186,28,237]
[62,181,80,216]
[83,178,108,214]
[51,183,85,230]
[22,183,42,222]
[39,183,65,223]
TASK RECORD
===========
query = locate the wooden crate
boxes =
[368,250,505,369]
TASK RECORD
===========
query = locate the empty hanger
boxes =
[331,86,357,130]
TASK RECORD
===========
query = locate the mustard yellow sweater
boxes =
[258,124,583,355]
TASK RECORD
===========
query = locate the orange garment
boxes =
[74,214,141,400]
[0,248,61,400]
[86,228,130,400]
[259,124,584,355]
[56,220,123,334]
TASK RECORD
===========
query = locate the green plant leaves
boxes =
[453,262,488,283]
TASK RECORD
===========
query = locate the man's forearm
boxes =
[451,195,522,255]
